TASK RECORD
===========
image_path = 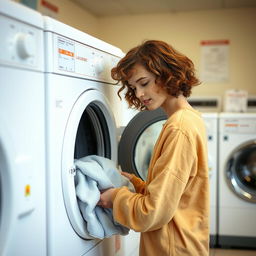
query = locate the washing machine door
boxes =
[61,89,117,239]
[118,108,167,180]
[226,141,256,203]
[118,109,214,182]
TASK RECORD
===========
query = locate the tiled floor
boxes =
[210,249,256,256]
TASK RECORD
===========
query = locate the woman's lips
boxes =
[143,99,151,105]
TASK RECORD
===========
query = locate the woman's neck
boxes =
[162,94,193,117]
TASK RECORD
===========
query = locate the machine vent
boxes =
[188,96,221,112]
[247,96,256,112]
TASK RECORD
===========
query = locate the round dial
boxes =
[16,33,36,59]
[94,56,104,75]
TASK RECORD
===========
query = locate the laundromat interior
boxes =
[1,0,256,255]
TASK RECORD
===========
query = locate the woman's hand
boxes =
[121,171,133,181]
[97,188,116,208]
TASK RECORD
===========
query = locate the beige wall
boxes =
[19,0,256,99]
[17,0,99,37]
[97,8,256,98]
[52,0,99,37]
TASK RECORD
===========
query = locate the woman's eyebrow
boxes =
[135,77,147,83]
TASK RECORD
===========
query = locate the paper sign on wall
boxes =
[224,89,248,112]
[200,40,229,83]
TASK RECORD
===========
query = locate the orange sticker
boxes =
[25,184,31,196]
[225,123,238,127]
[58,48,74,57]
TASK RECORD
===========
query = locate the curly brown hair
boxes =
[111,40,200,110]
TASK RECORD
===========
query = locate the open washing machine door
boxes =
[225,141,256,203]
[118,109,216,181]
[61,89,117,240]
[118,108,166,180]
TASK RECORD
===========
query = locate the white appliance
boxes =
[188,96,222,113]
[0,1,46,255]
[118,109,218,251]
[43,16,125,256]
[218,113,256,248]
[202,113,218,247]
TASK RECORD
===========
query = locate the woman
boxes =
[98,40,209,256]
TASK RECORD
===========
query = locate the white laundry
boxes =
[75,155,134,239]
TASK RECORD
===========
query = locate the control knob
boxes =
[94,56,104,75]
[16,33,36,59]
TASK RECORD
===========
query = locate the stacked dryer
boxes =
[218,113,256,248]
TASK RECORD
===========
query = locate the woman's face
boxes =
[128,64,170,111]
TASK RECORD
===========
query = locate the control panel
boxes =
[223,118,256,134]
[53,35,121,84]
[0,14,43,70]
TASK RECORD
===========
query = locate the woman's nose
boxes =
[135,87,144,98]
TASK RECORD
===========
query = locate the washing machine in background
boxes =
[43,16,125,256]
[118,108,218,248]
[218,113,256,248]
[0,1,46,255]
[203,113,218,247]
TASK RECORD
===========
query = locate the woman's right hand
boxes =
[121,171,133,181]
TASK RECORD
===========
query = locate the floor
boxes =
[210,249,256,256]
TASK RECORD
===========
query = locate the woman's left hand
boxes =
[97,188,116,208]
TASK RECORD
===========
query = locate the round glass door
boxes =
[118,108,167,180]
[134,120,165,180]
[226,141,256,203]
[61,89,117,239]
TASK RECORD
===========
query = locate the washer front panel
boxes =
[225,141,256,203]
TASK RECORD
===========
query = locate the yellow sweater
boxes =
[113,108,209,256]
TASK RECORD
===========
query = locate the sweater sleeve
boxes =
[113,127,197,232]
[130,174,146,194]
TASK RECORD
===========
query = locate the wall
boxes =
[17,0,256,99]
[97,8,256,98]
[52,0,99,37]
[17,0,99,37]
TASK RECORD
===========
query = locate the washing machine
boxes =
[118,109,218,249]
[0,1,46,255]
[43,16,125,256]
[203,113,218,247]
[218,113,256,248]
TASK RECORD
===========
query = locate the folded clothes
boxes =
[75,155,135,239]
